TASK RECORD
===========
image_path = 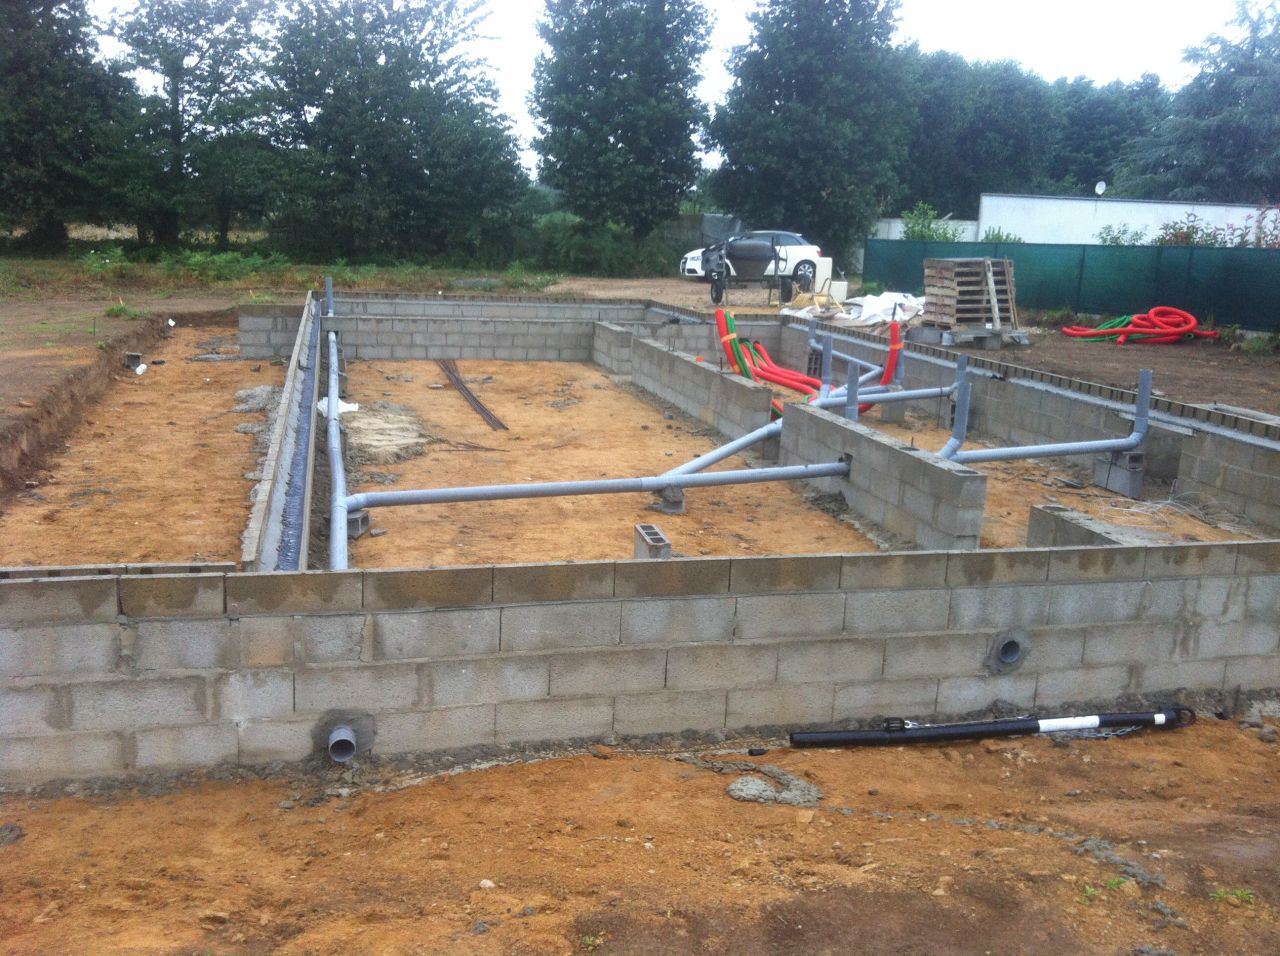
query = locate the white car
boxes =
[679,230,823,286]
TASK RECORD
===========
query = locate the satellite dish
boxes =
[1095,181,1107,196]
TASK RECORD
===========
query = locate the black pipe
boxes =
[789,708,1195,749]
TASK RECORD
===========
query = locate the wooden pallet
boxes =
[922,258,1019,330]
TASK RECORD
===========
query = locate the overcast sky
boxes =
[89,0,1247,171]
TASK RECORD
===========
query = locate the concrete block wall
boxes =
[780,403,987,551]
[323,316,596,362]
[1177,430,1280,532]
[239,305,306,360]
[630,338,775,439]
[1026,505,1145,548]
[4,542,1279,782]
[592,322,635,375]
[333,295,645,325]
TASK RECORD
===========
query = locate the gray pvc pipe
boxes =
[345,461,849,512]
[328,724,357,763]
[662,420,782,477]
[324,276,335,317]
[944,368,1153,464]
[327,332,350,571]
[812,384,956,411]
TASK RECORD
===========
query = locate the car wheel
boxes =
[779,277,795,302]
[793,261,816,292]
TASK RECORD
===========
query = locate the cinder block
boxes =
[620,597,735,645]
[883,633,990,679]
[1195,577,1246,622]
[0,731,125,780]
[1143,544,1237,579]
[0,576,118,626]
[215,669,294,720]
[778,638,884,684]
[136,619,236,671]
[1035,665,1133,706]
[549,648,666,697]
[495,697,614,743]
[372,608,500,660]
[666,643,776,690]
[1245,575,1280,619]
[1046,582,1144,627]
[300,614,370,663]
[425,657,548,707]
[226,571,362,616]
[237,617,295,667]
[294,663,420,713]
[937,673,1037,712]
[728,555,841,593]
[611,557,732,593]
[1223,654,1280,690]
[1194,620,1279,659]
[735,593,845,641]
[0,685,64,735]
[1139,578,1198,623]
[373,705,496,754]
[945,550,1051,587]
[727,685,834,729]
[119,574,224,619]
[833,678,939,719]
[840,552,949,590]
[1047,546,1148,582]
[499,602,621,652]
[493,562,616,603]
[0,623,120,679]
[134,723,238,768]
[362,567,493,610]
[1235,541,1280,575]
[845,588,951,635]
[70,677,206,731]
[1081,624,1177,665]
[1137,659,1226,693]
[614,690,727,736]
[238,718,317,763]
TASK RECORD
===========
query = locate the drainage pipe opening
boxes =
[328,725,358,763]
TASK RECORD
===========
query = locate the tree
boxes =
[112,0,265,244]
[1120,1,1280,202]
[1047,75,1168,195]
[269,0,525,259]
[0,2,134,246]
[708,0,909,264]
[532,0,710,239]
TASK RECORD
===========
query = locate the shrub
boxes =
[900,202,965,242]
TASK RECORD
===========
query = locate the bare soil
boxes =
[1,716,1277,954]
[0,325,282,567]
[343,360,877,567]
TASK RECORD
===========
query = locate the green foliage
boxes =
[80,245,135,279]
[517,212,678,277]
[533,0,710,239]
[900,202,965,241]
[1120,3,1280,203]
[158,249,288,283]
[1095,224,1150,245]
[0,2,135,247]
[104,302,143,319]
[709,0,908,265]
[980,227,1024,243]
[112,0,265,245]
[268,0,525,260]
[1211,888,1257,903]
[1238,332,1280,354]
[1151,204,1280,248]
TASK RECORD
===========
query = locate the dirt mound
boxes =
[344,401,434,465]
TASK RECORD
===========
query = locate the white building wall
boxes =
[976,194,1261,245]
[874,218,980,241]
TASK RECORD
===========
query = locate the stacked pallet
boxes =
[923,258,1019,330]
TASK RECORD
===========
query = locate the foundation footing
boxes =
[1093,450,1145,498]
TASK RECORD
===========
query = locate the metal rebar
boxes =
[437,359,508,430]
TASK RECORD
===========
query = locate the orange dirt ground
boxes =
[343,359,877,568]
[1,716,1277,954]
[0,325,282,567]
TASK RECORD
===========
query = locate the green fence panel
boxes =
[864,240,1280,331]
